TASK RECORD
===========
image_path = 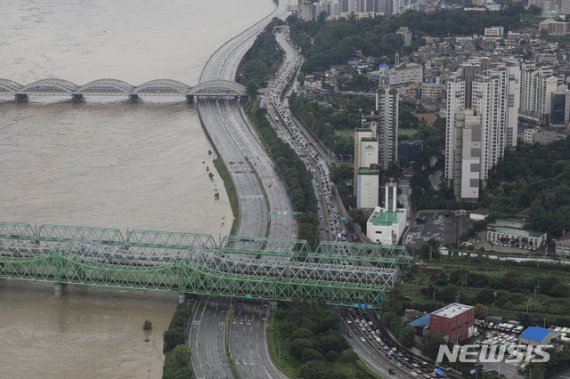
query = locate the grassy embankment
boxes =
[213,157,239,236]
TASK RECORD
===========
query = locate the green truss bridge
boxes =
[0,222,411,307]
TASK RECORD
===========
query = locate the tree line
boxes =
[273,302,377,379]
[247,102,320,247]
[483,137,570,237]
[162,300,194,379]
[288,7,523,74]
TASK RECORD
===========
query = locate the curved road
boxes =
[190,1,292,378]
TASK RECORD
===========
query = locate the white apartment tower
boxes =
[376,86,399,170]
[444,76,466,182]
[520,64,559,124]
[445,60,517,199]
[453,109,482,200]
[471,69,507,182]
[505,60,521,147]
[353,127,374,195]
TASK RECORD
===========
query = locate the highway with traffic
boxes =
[190,1,295,378]
[266,28,347,243]
[189,1,411,377]
[268,26,423,379]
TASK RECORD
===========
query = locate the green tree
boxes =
[474,304,489,319]
[399,325,415,348]
[420,332,446,360]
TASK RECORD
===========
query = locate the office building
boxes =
[550,86,570,126]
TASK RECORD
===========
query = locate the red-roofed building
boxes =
[430,303,475,344]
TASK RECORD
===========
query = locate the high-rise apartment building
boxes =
[376,86,399,170]
[453,109,482,200]
[520,64,560,124]
[471,69,508,181]
[445,60,519,199]
[444,76,466,182]
[551,85,570,126]
[504,59,521,147]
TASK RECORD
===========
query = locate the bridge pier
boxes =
[54,283,66,297]
[72,94,84,104]
[15,94,28,103]
[186,95,194,104]
[129,94,140,103]
[178,293,186,304]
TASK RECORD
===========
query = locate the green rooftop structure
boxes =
[370,209,405,226]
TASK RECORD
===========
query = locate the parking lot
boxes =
[404,211,472,249]
[470,324,526,379]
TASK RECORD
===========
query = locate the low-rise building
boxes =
[389,63,423,86]
[523,128,566,145]
[519,327,561,346]
[484,26,504,37]
[555,235,570,258]
[486,219,547,249]
[539,19,569,35]
[430,303,475,344]
[366,182,407,245]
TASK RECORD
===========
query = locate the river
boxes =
[0,0,275,377]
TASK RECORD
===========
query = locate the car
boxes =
[392,347,398,352]
[360,337,366,342]
[346,319,352,324]
[389,368,395,375]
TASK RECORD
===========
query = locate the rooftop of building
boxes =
[431,303,473,319]
[488,219,545,238]
[358,167,379,175]
[556,234,570,243]
[410,314,430,328]
[520,327,557,343]
[369,208,405,226]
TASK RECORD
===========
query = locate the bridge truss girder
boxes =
[0,241,385,307]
